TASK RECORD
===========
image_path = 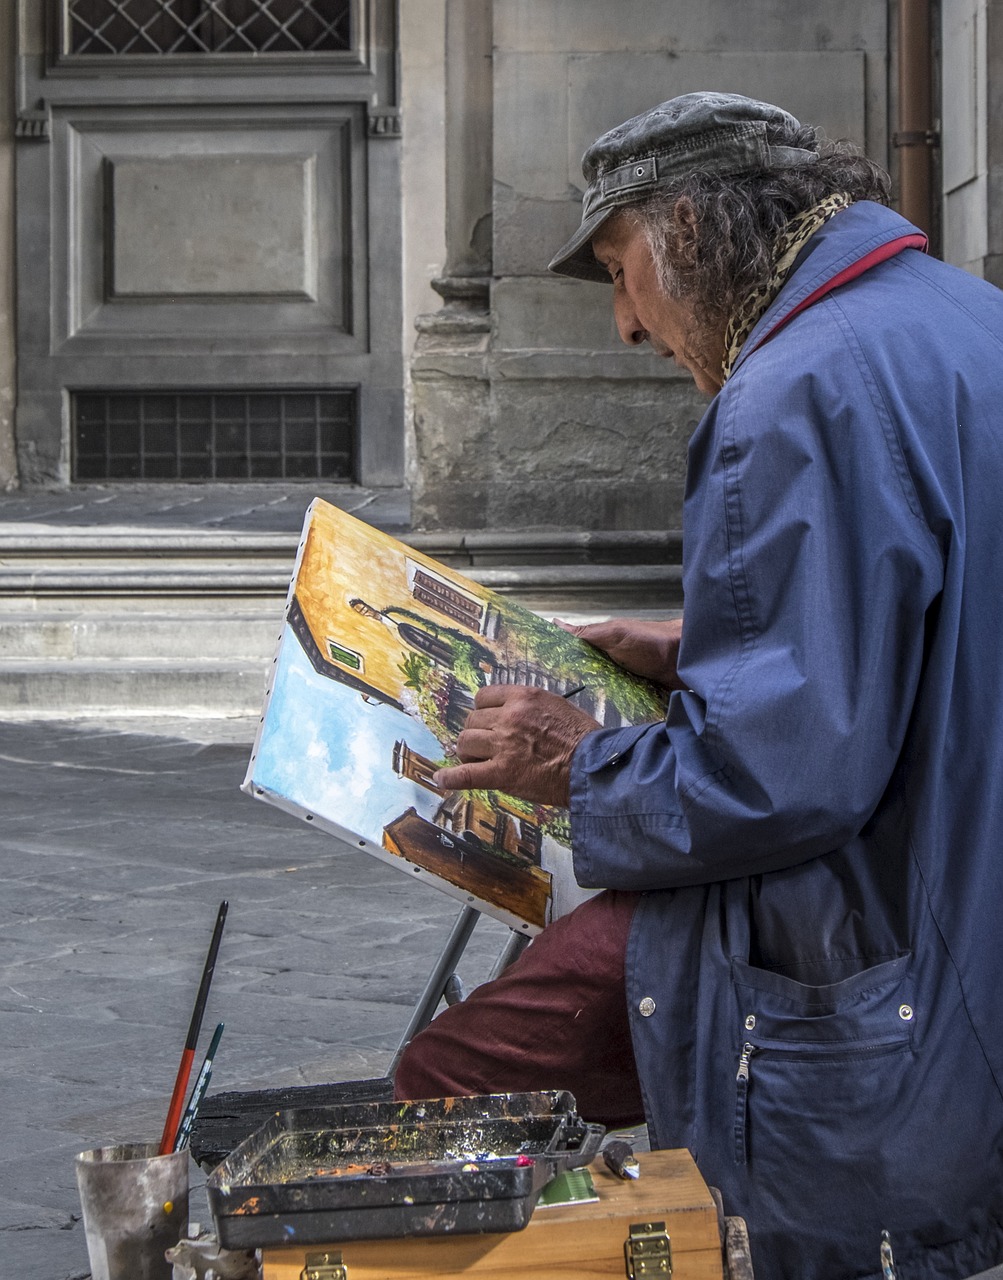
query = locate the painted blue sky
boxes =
[250,625,446,843]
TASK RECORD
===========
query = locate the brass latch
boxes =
[301,1251,347,1280]
[624,1220,672,1278]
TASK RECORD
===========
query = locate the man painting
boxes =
[395,93,1003,1278]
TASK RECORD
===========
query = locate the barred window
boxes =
[73,390,357,482]
[66,0,352,56]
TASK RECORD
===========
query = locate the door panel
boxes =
[15,0,402,487]
[53,105,364,350]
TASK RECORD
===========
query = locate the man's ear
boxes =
[671,197,700,269]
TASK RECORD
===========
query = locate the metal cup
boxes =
[75,1142,189,1280]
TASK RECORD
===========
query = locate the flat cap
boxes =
[549,91,818,282]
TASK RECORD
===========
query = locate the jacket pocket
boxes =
[729,952,915,1166]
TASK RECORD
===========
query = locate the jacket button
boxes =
[898,1004,914,1021]
[638,996,656,1017]
[606,751,623,766]
[744,1014,756,1030]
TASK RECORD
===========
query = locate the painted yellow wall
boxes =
[295,498,485,704]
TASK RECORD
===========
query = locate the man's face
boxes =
[591,216,723,395]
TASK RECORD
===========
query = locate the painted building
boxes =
[392,737,543,864]
[382,805,550,928]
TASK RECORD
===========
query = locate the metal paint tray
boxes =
[207,1091,604,1249]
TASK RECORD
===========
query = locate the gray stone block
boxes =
[411,344,493,526]
[493,0,886,56]
[566,50,869,182]
[493,186,585,277]
[492,275,615,350]
[485,477,688,537]
[490,375,697,482]
[493,50,571,198]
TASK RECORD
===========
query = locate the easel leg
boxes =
[388,904,480,1076]
[489,928,531,979]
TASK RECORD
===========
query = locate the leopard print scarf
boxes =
[721,192,854,380]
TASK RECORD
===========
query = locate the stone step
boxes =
[464,563,682,612]
[0,659,268,719]
[0,562,291,608]
[0,612,281,662]
[0,546,682,613]
[0,522,684,715]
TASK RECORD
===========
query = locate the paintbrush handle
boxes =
[158,1048,195,1155]
[157,902,228,1155]
[173,1022,224,1152]
[183,901,228,1047]
[174,1062,212,1152]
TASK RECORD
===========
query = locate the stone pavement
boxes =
[0,715,512,1280]
[0,483,410,533]
[0,483,673,1278]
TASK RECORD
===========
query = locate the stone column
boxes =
[0,0,18,488]
[410,0,494,529]
[439,0,493,292]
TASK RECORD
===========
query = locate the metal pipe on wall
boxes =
[896,0,937,238]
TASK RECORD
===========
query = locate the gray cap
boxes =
[549,91,818,282]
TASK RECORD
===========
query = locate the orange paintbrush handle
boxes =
[158,1046,195,1155]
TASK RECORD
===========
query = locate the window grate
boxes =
[66,0,351,56]
[73,390,357,482]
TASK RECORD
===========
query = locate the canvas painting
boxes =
[244,499,668,934]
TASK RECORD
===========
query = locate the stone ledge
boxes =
[0,565,293,595]
[0,525,684,565]
[0,560,683,607]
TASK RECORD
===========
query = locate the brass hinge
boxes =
[624,1220,672,1278]
[301,1251,347,1280]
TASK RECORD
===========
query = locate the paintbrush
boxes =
[158,900,228,1155]
[173,1021,224,1152]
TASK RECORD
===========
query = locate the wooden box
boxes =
[262,1149,723,1279]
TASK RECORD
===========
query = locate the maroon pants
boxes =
[393,890,646,1129]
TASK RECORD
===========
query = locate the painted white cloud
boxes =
[251,626,444,845]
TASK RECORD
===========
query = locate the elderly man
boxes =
[395,93,1003,1278]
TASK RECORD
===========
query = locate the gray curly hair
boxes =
[624,125,891,343]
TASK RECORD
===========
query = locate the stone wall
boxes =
[411,0,891,532]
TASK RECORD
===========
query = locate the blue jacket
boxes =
[570,201,1003,1279]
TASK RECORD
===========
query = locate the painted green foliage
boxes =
[491,597,668,724]
[392,586,667,852]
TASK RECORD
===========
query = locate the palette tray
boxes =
[191,1076,395,1170]
[207,1091,604,1249]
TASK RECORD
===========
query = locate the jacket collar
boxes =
[730,202,926,377]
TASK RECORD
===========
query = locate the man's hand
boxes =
[433,685,601,807]
[558,616,686,690]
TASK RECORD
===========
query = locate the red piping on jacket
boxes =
[750,233,929,355]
